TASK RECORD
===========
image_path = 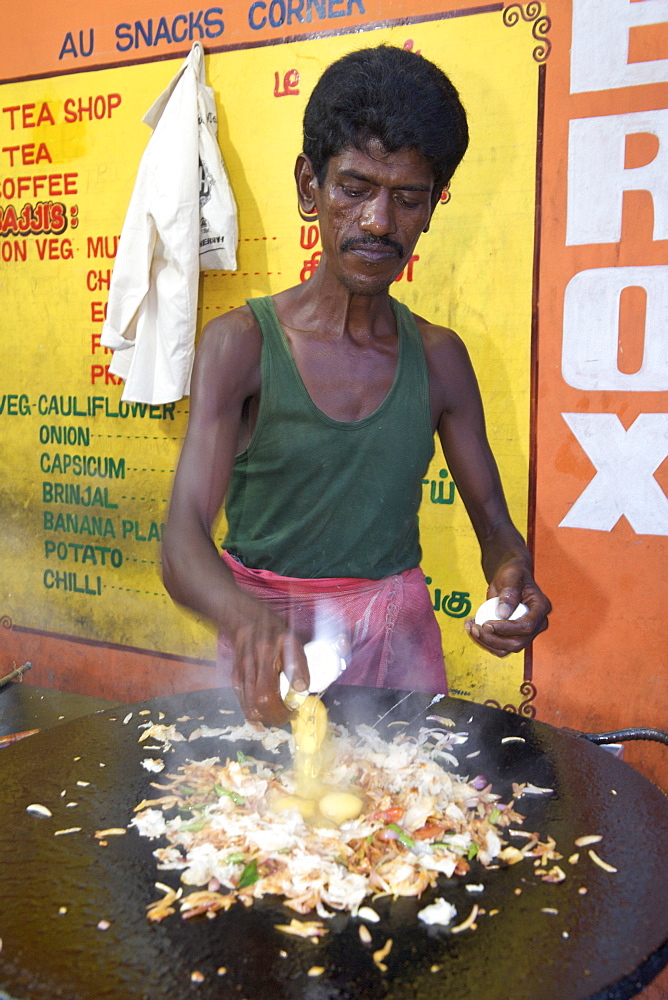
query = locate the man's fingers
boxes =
[466,621,511,657]
[232,629,304,727]
[495,595,521,620]
[255,688,290,727]
[471,571,551,657]
[466,619,534,657]
[281,634,310,693]
[232,638,261,721]
[469,622,527,656]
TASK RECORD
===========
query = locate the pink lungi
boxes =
[217,551,447,695]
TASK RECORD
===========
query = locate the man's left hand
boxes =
[465,560,551,657]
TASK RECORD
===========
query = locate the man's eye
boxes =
[341,186,365,197]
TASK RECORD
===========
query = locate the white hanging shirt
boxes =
[101,43,236,404]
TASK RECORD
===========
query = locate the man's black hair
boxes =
[303,45,469,192]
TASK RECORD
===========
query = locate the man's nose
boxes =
[359,191,396,236]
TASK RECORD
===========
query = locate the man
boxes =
[162,45,551,727]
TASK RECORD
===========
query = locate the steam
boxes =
[372,692,445,731]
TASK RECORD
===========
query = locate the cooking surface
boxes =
[0,682,118,739]
[0,686,666,1000]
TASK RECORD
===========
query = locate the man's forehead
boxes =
[326,140,435,187]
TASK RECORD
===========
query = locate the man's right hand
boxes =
[162,309,313,728]
[230,613,310,727]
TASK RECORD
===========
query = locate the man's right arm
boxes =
[161,308,308,724]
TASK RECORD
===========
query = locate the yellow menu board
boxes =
[0,5,539,709]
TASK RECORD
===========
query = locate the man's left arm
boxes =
[423,322,551,657]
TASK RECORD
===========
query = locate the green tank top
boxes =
[223,295,435,579]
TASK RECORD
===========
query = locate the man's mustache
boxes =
[340,234,404,257]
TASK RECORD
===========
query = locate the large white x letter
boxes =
[559,413,668,535]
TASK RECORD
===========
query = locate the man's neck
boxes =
[276,269,397,342]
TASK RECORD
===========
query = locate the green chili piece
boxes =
[387,823,416,849]
[238,859,259,888]
[214,785,245,806]
[182,818,208,832]
[178,805,205,818]
[467,842,479,860]
[226,853,246,864]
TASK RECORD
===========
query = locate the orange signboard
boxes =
[2,1,504,82]
[533,0,668,787]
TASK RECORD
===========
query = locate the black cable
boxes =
[580,728,668,746]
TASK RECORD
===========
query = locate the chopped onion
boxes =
[26,804,52,818]
[450,904,479,934]
[588,849,617,873]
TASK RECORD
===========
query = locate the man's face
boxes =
[309,139,437,296]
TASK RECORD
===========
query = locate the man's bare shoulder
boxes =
[410,310,471,366]
[409,309,480,419]
[198,303,262,358]
[193,306,262,398]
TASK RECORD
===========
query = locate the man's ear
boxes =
[423,186,444,233]
[295,153,319,217]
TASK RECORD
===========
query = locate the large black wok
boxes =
[0,686,666,1000]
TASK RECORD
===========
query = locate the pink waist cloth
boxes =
[217,551,447,695]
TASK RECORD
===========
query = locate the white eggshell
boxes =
[280,640,347,700]
[474,598,529,626]
[304,641,346,693]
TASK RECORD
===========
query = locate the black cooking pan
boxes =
[0,686,666,1000]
